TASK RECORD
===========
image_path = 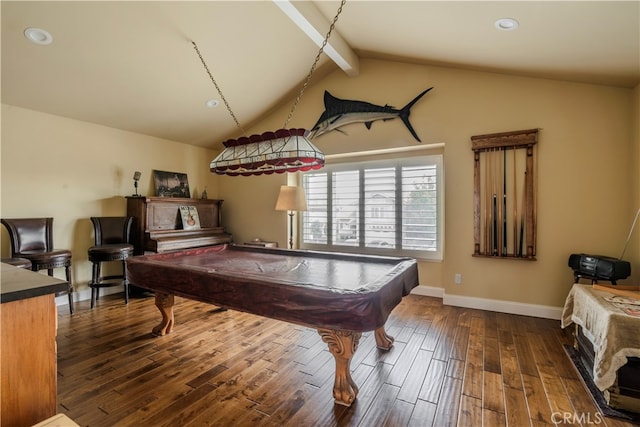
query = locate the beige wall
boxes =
[1,105,220,290]
[632,85,640,276]
[2,58,637,312]
[220,58,638,308]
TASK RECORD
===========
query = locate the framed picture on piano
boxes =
[153,170,190,198]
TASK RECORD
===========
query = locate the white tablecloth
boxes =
[562,284,640,390]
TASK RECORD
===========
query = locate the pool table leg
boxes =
[152,292,175,336]
[318,329,362,407]
[374,326,395,350]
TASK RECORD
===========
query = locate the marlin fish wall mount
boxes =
[307,87,433,142]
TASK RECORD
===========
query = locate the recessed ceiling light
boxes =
[24,27,53,45]
[494,18,519,31]
[206,99,220,108]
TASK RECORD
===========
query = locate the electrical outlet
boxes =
[454,273,462,284]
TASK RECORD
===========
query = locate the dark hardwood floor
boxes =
[56,293,636,427]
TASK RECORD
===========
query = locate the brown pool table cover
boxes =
[126,244,419,331]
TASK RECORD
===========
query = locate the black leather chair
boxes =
[1,217,74,313]
[1,257,32,269]
[88,217,134,308]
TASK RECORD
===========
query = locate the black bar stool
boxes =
[1,218,74,313]
[88,217,134,308]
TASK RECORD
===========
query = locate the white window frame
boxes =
[300,151,444,261]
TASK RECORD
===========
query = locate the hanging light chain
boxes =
[283,0,346,128]
[192,41,246,134]
[192,0,346,135]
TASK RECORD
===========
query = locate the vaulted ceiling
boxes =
[2,1,638,149]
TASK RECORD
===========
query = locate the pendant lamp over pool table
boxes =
[193,0,347,176]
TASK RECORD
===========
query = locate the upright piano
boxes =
[126,196,232,255]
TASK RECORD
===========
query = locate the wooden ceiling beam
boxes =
[274,0,359,77]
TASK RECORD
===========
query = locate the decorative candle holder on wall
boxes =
[471,129,538,260]
[132,171,142,197]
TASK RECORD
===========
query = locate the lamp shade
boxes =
[275,185,307,212]
[210,129,324,176]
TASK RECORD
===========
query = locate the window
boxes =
[301,154,443,260]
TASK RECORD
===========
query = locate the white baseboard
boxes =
[411,285,445,299]
[55,286,123,307]
[410,285,563,320]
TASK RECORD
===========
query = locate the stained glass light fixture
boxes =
[211,129,324,176]
[193,0,346,177]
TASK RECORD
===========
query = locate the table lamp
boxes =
[275,185,307,249]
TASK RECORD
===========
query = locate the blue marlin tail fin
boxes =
[399,87,433,142]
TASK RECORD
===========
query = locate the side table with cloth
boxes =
[562,284,640,411]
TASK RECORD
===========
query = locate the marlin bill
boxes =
[307,88,433,142]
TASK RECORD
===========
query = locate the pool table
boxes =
[126,244,419,406]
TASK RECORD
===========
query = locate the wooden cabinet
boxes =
[126,196,232,255]
[1,264,68,427]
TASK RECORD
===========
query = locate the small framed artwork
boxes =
[153,170,191,198]
[179,205,201,230]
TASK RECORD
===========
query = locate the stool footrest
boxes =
[90,278,128,288]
